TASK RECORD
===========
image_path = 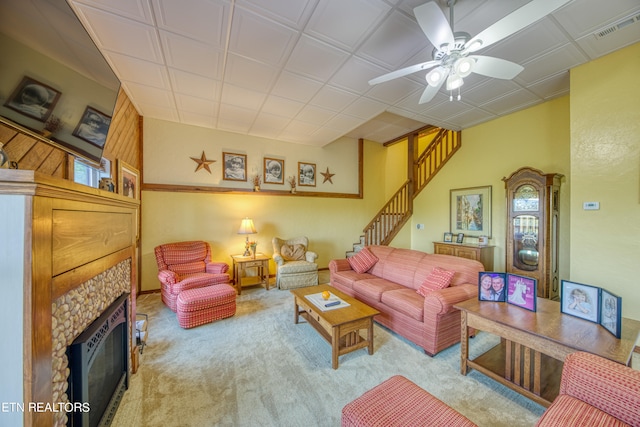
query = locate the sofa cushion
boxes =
[417,267,455,297]
[331,270,377,291]
[169,261,206,276]
[353,278,405,302]
[535,395,629,427]
[348,247,379,273]
[161,242,207,265]
[281,244,306,261]
[380,288,424,321]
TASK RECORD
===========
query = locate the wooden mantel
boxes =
[0,169,139,427]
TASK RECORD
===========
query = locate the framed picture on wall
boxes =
[263,158,284,184]
[118,160,139,200]
[4,76,61,122]
[223,152,247,181]
[450,186,492,238]
[299,162,316,187]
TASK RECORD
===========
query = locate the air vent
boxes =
[594,13,640,39]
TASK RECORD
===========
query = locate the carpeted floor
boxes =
[112,283,553,427]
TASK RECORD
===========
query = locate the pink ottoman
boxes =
[341,375,477,427]
[176,284,236,329]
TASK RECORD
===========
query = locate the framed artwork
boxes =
[263,158,284,184]
[600,289,621,338]
[560,280,600,323]
[443,232,453,242]
[4,76,61,122]
[118,160,139,200]
[299,162,316,187]
[506,274,537,312]
[450,186,492,238]
[478,272,506,302]
[456,233,464,244]
[72,106,111,148]
[223,152,247,181]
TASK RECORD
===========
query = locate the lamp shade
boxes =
[237,218,257,235]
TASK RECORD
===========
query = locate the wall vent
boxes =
[594,13,640,39]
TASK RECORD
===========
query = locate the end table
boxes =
[231,254,270,295]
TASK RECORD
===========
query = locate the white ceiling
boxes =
[11,0,640,146]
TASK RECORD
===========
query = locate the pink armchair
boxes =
[154,241,230,311]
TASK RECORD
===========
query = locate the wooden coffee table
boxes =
[455,297,640,407]
[291,284,380,369]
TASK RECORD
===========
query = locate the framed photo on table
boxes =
[118,160,139,200]
[506,274,537,312]
[560,280,600,323]
[599,289,621,338]
[443,232,453,242]
[478,272,506,302]
[450,185,492,238]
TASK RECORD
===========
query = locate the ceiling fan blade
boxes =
[469,55,524,79]
[465,0,571,53]
[414,1,454,50]
[368,60,440,86]
[419,77,446,104]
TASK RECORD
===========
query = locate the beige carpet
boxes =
[112,284,551,427]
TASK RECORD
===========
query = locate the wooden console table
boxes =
[433,242,494,271]
[231,254,270,295]
[455,297,640,407]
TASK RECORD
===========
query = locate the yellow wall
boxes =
[570,42,640,320]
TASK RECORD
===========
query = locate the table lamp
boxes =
[237,217,257,256]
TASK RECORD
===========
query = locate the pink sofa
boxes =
[329,246,484,356]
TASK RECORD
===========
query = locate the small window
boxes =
[74,158,110,188]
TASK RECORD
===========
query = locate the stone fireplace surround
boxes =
[51,260,131,427]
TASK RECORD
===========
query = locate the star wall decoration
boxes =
[320,167,335,184]
[190,151,215,173]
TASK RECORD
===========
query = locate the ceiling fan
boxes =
[368,0,571,103]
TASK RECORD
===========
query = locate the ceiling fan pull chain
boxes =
[457,87,461,101]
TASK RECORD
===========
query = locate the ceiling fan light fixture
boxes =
[425,67,446,87]
[446,73,464,90]
[454,57,475,77]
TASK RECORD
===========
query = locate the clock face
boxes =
[513,184,539,212]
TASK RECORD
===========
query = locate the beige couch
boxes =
[329,245,484,356]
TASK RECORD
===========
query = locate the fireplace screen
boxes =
[67,293,130,427]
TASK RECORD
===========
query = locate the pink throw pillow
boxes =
[417,267,455,297]
[348,247,378,274]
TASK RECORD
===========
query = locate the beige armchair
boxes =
[272,236,318,290]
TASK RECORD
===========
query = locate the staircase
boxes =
[348,127,461,255]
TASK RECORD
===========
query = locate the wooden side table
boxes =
[231,254,270,295]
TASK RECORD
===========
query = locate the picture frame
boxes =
[506,274,537,312]
[478,272,506,302]
[456,233,464,244]
[450,185,492,238]
[600,289,622,338]
[223,152,247,181]
[560,280,600,323]
[298,162,316,187]
[263,158,284,184]
[4,76,61,122]
[443,232,453,242]
[117,160,139,200]
[72,106,112,148]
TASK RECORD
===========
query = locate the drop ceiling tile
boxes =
[160,31,224,79]
[237,0,318,30]
[286,35,350,81]
[305,0,391,51]
[460,79,521,105]
[358,10,431,69]
[284,119,322,136]
[123,81,175,108]
[72,4,163,62]
[481,89,541,116]
[330,56,388,95]
[218,103,258,124]
[553,0,640,38]
[260,95,305,117]
[70,0,154,25]
[575,17,640,59]
[152,0,228,48]
[180,111,217,129]
[133,101,180,122]
[312,86,359,112]
[516,44,589,85]
[526,72,570,100]
[221,84,267,110]
[224,54,279,92]
[366,77,423,104]
[217,119,252,135]
[324,113,364,133]
[168,69,220,100]
[271,71,323,103]
[105,52,170,89]
[341,97,387,120]
[175,93,218,115]
[251,112,290,131]
[295,104,335,125]
[229,8,299,67]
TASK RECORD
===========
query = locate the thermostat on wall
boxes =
[583,201,600,210]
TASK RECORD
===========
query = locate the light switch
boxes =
[416,224,425,230]
[583,202,600,210]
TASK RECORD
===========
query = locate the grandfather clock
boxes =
[503,167,562,300]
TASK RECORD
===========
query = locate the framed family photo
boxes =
[456,233,464,244]
[223,152,247,181]
[72,106,111,148]
[506,274,537,312]
[450,186,492,238]
[5,76,61,122]
[263,158,284,184]
[443,232,453,242]
[478,272,506,302]
[117,160,139,200]
[299,162,316,187]
[599,289,621,338]
[560,280,600,323]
